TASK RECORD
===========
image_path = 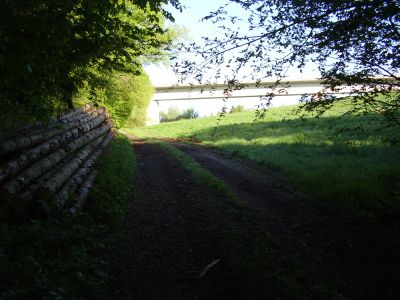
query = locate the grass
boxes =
[88,134,136,226]
[0,134,135,299]
[124,100,400,216]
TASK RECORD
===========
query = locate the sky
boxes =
[145,0,320,87]
[145,0,242,86]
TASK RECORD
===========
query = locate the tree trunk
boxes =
[35,135,106,201]
[0,114,109,184]
[0,149,67,201]
[0,123,111,199]
[58,103,94,122]
[68,170,98,215]
[54,133,112,208]
[0,104,100,155]
[62,122,112,153]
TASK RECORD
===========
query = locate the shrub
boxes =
[160,107,200,122]
[178,107,199,120]
[229,105,245,113]
[160,106,182,122]
[73,68,154,128]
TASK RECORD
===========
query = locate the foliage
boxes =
[73,68,154,128]
[229,105,245,113]
[160,106,199,122]
[0,0,181,124]
[0,108,38,143]
[178,107,200,120]
[126,101,400,215]
[160,106,181,122]
[0,135,135,299]
[124,72,155,127]
[174,0,400,139]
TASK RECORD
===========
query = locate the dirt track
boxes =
[113,137,399,299]
[114,139,234,299]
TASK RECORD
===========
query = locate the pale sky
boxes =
[145,0,320,87]
[145,0,224,86]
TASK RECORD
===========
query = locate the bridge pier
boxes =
[146,100,160,125]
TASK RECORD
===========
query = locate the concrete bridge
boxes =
[146,79,351,125]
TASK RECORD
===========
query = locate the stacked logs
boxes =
[0,104,113,223]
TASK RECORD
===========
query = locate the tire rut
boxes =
[116,139,236,299]
[171,141,398,299]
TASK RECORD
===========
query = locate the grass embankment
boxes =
[0,135,135,299]
[125,101,400,215]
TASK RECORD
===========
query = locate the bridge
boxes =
[146,79,351,125]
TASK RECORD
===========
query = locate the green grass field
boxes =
[125,101,400,216]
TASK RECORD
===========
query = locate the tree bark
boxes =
[62,122,112,153]
[68,170,98,215]
[0,103,112,223]
[11,167,60,223]
[0,123,111,199]
[35,135,106,201]
[0,104,101,155]
[58,103,94,122]
[54,133,112,208]
[0,113,108,184]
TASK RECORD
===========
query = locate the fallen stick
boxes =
[198,259,221,279]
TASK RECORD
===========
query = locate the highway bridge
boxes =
[146,79,351,125]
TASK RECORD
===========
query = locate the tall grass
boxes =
[125,101,400,215]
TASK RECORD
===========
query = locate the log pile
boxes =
[0,104,113,223]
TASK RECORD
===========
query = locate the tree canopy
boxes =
[0,0,181,123]
[174,0,399,135]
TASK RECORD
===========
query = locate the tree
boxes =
[73,67,154,128]
[174,0,399,140]
[178,107,199,120]
[160,106,181,122]
[0,0,182,126]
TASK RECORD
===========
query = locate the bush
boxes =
[73,68,154,128]
[229,105,245,113]
[160,107,199,122]
[178,107,199,120]
[160,106,181,122]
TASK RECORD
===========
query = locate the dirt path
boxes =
[115,139,238,299]
[114,137,398,299]
[171,141,399,299]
